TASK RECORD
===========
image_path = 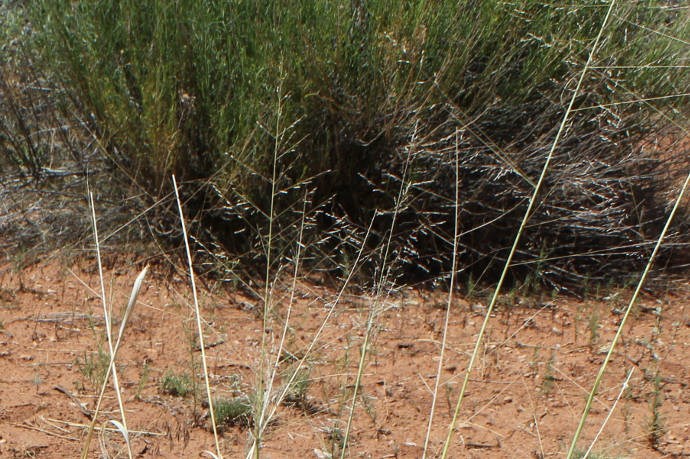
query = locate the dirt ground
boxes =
[0,257,688,458]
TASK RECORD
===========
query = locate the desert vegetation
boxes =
[0,1,688,458]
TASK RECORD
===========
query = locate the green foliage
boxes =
[213,396,253,428]
[2,1,687,286]
[284,365,311,403]
[76,346,110,388]
[648,372,666,449]
[135,362,150,400]
[160,370,194,397]
[588,310,601,347]
[26,1,686,182]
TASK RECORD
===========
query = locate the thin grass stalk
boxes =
[247,212,378,459]
[339,123,417,458]
[582,367,635,459]
[254,78,285,459]
[258,188,309,431]
[566,169,689,458]
[440,3,617,457]
[339,304,374,458]
[90,190,128,432]
[422,129,461,458]
[171,175,222,459]
[81,264,148,459]
[80,191,132,459]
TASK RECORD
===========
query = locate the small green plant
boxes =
[160,371,194,397]
[530,347,541,377]
[647,373,665,450]
[76,346,110,388]
[33,373,42,393]
[282,365,311,406]
[588,309,600,348]
[181,321,203,407]
[213,396,253,428]
[541,349,557,396]
[324,424,344,458]
[465,273,477,299]
[135,362,150,401]
[360,392,377,424]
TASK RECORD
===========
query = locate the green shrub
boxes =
[3,0,687,286]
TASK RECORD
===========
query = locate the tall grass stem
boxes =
[566,169,689,458]
[340,122,417,458]
[172,175,222,459]
[247,212,378,459]
[440,2,617,457]
[582,367,635,459]
[80,191,133,459]
[258,188,309,433]
[422,130,461,457]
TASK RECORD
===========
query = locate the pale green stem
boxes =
[254,78,283,459]
[567,169,689,458]
[172,175,222,459]
[340,124,418,458]
[582,367,635,459]
[259,189,308,430]
[440,2,617,457]
[422,130,461,458]
[246,213,378,459]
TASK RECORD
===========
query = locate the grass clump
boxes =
[160,371,194,398]
[0,0,684,288]
[647,373,666,450]
[76,347,110,388]
[213,396,253,429]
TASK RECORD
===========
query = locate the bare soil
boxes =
[0,257,688,458]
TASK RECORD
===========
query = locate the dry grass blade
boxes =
[172,174,222,459]
[582,367,635,459]
[80,190,140,459]
[109,420,132,453]
[80,264,148,459]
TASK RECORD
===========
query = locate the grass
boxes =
[567,170,689,457]
[172,174,221,456]
[213,396,254,429]
[2,0,686,288]
[160,371,194,398]
[588,309,601,348]
[76,346,110,389]
[134,362,150,401]
[436,4,618,456]
[281,364,311,408]
[647,372,666,450]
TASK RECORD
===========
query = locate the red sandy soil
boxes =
[0,257,688,458]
